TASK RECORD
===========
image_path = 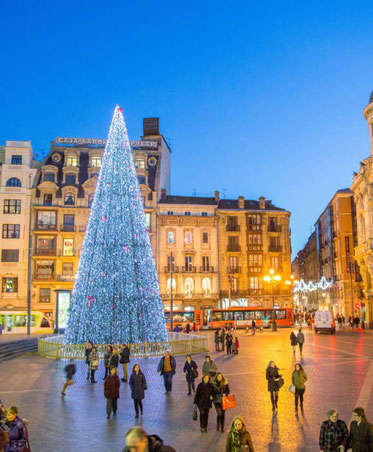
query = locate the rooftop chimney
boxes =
[214,190,220,202]
[161,188,167,200]
[238,196,245,209]
[259,197,266,209]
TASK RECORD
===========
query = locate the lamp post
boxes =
[263,269,281,332]
[170,251,174,333]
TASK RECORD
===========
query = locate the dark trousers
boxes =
[134,399,143,415]
[295,388,305,408]
[188,381,195,394]
[198,407,210,429]
[252,327,256,335]
[106,398,117,415]
[163,372,173,392]
[221,341,225,351]
[270,391,279,408]
[299,343,304,354]
[215,342,220,351]
[215,403,225,430]
[226,345,231,355]
[104,366,110,378]
[90,370,96,382]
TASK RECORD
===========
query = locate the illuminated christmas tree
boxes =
[65,106,168,344]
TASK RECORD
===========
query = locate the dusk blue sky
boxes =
[1,1,373,256]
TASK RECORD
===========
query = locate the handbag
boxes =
[222,394,237,410]
[288,384,296,393]
[277,377,284,389]
[192,368,199,378]
[192,405,198,421]
[91,359,99,367]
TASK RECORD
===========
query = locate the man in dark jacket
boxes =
[157,351,176,394]
[123,426,175,452]
[120,344,130,382]
[104,368,120,419]
[349,407,373,451]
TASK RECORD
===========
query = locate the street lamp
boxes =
[263,269,281,331]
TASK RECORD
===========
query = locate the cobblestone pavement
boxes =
[1,327,373,452]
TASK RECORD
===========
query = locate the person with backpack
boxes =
[183,354,198,395]
[104,367,120,419]
[119,344,130,383]
[61,358,76,396]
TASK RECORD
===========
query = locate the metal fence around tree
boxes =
[38,332,208,360]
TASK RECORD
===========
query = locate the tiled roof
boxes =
[158,195,217,205]
[218,199,286,211]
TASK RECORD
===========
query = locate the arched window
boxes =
[184,278,193,296]
[166,278,176,294]
[6,178,21,187]
[202,277,211,295]
[64,193,75,205]
[88,193,94,207]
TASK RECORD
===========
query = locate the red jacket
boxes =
[104,375,120,399]
[235,338,239,349]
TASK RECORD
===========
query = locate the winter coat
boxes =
[194,381,214,410]
[212,377,230,405]
[85,346,92,364]
[266,366,281,392]
[214,331,220,343]
[297,331,305,344]
[104,374,120,400]
[89,350,99,370]
[349,420,373,451]
[220,331,226,343]
[2,416,27,452]
[202,360,217,377]
[122,434,176,452]
[109,353,119,368]
[119,347,130,364]
[183,360,198,383]
[64,363,76,379]
[292,370,307,389]
[226,334,233,346]
[129,371,147,400]
[157,356,176,375]
[226,429,254,452]
[290,332,298,346]
[234,338,239,349]
[104,351,112,367]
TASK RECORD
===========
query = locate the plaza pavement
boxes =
[1,327,373,451]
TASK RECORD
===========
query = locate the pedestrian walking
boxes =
[194,374,214,432]
[212,372,230,432]
[349,407,373,451]
[291,363,307,412]
[185,323,190,334]
[214,330,220,351]
[225,415,254,452]
[226,333,233,355]
[220,328,226,351]
[297,329,305,356]
[234,337,239,355]
[104,367,120,419]
[89,346,99,383]
[319,409,348,452]
[307,317,313,330]
[192,322,197,332]
[157,351,176,394]
[61,358,76,396]
[103,345,113,380]
[354,316,360,330]
[119,343,130,383]
[84,341,93,380]
[202,355,217,377]
[290,330,298,356]
[183,354,198,395]
[1,407,29,452]
[251,319,256,335]
[109,348,120,370]
[231,341,236,355]
[123,426,176,452]
[266,361,281,412]
[129,364,147,418]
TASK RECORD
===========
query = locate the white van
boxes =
[314,310,335,334]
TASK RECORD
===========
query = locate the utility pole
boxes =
[170,251,174,332]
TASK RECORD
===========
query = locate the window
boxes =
[145,213,151,230]
[229,256,238,269]
[202,256,210,270]
[36,235,56,252]
[40,288,51,303]
[248,234,262,245]
[211,311,222,321]
[63,239,74,256]
[202,277,211,295]
[270,237,279,248]
[63,262,73,275]
[2,277,18,293]
[230,276,238,291]
[88,193,94,207]
[11,155,22,165]
[2,224,20,239]
[43,194,52,206]
[1,249,19,262]
[66,156,78,166]
[64,193,75,205]
[40,318,50,327]
[248,215,261,230]
[184,231,192,244]
[6,178,21,187]
[166,278,176,294]
[63,214,75,231]
[135,159,145,169]
[36,211,56,229]
[167,211,174,216]
[4,200,21,214]
[137,176,146,185]
[202,212,208,217]
[91,156,102,167]
[249,254,263,266]
[270,256,279,269]
[185,255,193,270]
[43,173,55,182]
[249,276,262,291]
[65,174,76,185]
[167,231,175,244]
[35,260,55,277]
[184,278,194,295]
[185,212,191,216]
[202,232,209,244]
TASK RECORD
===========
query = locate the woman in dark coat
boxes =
[2,407,28,452]
[226,416,254,452]
[194,374,214,432]
[103,345,113,380]
[104,367,120,419]
[84,341,93,380]
[109,348,120,370]
[212,372,230,432]
[349,407,373,451]
[266,361,281,411]
[183,354,198,395]
[129,364,147,418]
